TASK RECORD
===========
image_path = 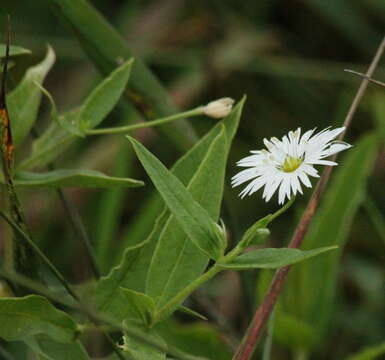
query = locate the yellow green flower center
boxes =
[282,156,302,172]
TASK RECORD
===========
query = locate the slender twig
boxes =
[344,69,385,88]
[54,180,101,278]
[233,35,385,360]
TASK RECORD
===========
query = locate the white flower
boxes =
[231,127,352,204]
[203,98,234,118]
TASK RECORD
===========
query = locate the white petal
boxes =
[291,174,303,195]
[264,175,284,202]
[239,176,267,198]
[302,164,319,178]
[298,171,312,188]
[231,168,258,186]
[310,160,337,166]
[321,141,352,157]
[278,177,291,204]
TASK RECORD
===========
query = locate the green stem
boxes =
[268,197,296,223]
[155,244,243,323]
[155,199,296,323]
[155,263,221,323]
[86,107,204,135]
[0,211,79,301]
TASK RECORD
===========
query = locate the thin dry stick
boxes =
[233,35,385,360]
[344,69,385,88]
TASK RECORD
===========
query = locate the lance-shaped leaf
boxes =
[0,295,80,343]
[7,46,55,146]
[127,131,227,261]
[95,99,244,321]
[18,60,133,171]
[0,44,31,57]
[220,246,337,270]
[78,59,133,132]
[144,124,229,310]
[10,169,143,188]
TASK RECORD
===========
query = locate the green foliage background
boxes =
[0,1,384,359]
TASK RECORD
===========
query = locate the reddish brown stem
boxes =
[233,35,385,360]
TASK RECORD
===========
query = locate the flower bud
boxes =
[203,97,235,119]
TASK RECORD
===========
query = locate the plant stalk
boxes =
[232,35,385,360]
[156,200,295,323]
[86,107,204,135]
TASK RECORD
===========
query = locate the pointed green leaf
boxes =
[18,60,133,171]
[11,169,143,188]
[220,246,337,270]
[144,101,245,312]
[96,99,244,319]
[128,130,227,260]
[79,59,133,132]
[8,46,55,146]
[0,44,31,57]
[0,295,80,343]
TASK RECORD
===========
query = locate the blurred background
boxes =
[0,1,384,359]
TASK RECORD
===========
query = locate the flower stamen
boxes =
[281,156,303,173]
